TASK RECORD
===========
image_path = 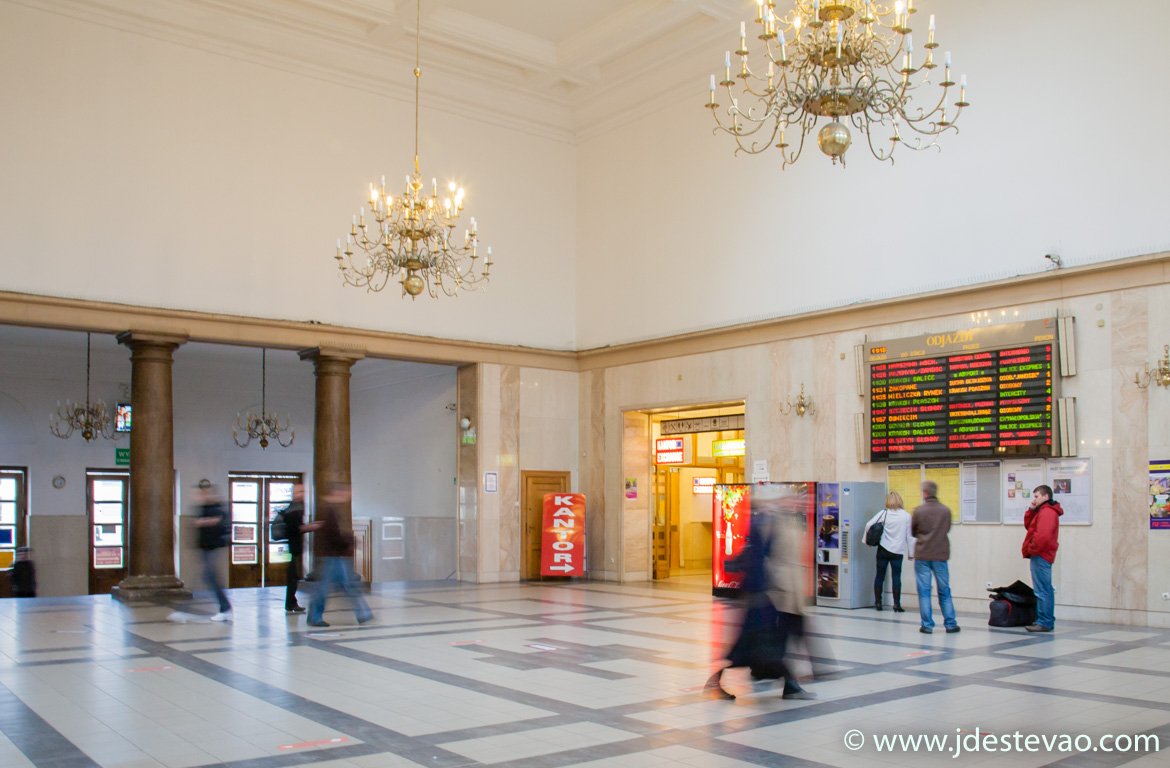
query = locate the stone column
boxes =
[112,330,191,602]
[299,347,364,529]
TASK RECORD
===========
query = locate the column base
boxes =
[111,575,191,604]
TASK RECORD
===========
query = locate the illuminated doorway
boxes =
[649,404,745,580]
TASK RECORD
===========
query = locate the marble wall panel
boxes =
[456,365,478,580]
[29,514,86,596]
[1110,290,1149,616]
[581,370,608,579]
[621,410,650,580]
[377,517,457,581]
[497,365,521,579]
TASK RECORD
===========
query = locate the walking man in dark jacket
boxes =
[283,483,307,614]
[306,483,372,628]
[911,481,959,634]
[1022,484,1063,632]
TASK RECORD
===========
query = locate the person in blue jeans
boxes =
[1021,484,1062,632]
[910,481,959,634]
[306,482,373,628]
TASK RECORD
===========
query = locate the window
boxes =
[0,468,27,570]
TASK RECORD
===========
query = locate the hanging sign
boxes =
[540,493,586,576]
[655,437,686,465]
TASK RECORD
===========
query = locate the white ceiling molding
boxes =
[9,0,743,142]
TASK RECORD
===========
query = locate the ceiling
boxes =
[25,0,741,141]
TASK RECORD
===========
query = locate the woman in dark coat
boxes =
[704,512,812,700]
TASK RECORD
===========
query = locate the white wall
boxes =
[351,361,458,581]
[0,2,578,349]
[575,0,1170,347]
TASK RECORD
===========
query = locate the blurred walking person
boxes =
[705,493,814,701]
[11,547,36,598]
[306,483,373,628]
[194,484,232,621]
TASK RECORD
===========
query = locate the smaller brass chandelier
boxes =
[706,0,970,167]
[334,0,493,298]
[780,383,817,417]
[233,349,294,449]
[50,333,117,442]
[50,332,116,444]
[1134,345,1170,390]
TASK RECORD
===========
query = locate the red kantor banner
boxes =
[540,493,586,576]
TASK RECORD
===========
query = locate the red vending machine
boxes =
[712,482,816,598]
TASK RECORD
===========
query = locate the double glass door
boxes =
[227,473,300,588]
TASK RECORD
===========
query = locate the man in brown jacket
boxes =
[911,481,960,634]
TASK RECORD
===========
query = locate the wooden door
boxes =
[520,471,571,580]
[87,471,128,595]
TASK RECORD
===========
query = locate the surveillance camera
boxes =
[1044,253,1063,268]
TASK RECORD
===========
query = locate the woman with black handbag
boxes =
[864,491,913,612]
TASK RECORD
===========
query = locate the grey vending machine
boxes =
[814,481,887,609]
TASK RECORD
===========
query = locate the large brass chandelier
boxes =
[706,0,969,167]
[50,333,117,442]
[334,0,492,298]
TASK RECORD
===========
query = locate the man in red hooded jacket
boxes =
[1022,484,1063,632]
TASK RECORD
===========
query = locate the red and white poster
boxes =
[540,493,586,576]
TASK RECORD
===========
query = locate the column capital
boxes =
[116,330,189,349]
[298,346,366,364]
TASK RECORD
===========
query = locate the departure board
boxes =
[868,321,1058,461]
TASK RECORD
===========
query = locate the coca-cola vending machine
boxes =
[712,482,816,598]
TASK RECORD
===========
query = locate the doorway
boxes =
[520,470,571,580]
[649,404,745,581]
[87,470,129,595]
[227,472,302,588]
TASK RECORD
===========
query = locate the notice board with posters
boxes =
[540,493,586,576]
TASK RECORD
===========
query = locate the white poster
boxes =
[960,461,1001,523]
[1046,458,1092,525]
[1002,459,1046,524]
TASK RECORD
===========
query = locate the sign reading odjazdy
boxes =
[867,319,1059,461]
[540,494,586,576]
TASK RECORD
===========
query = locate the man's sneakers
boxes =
[945,626,961,634]
[210,611,233,622]
[1025,624,1053,633]
[307,620,330,628]
[286,606,306,614]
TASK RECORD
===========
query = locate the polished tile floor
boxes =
[1,579,1167,767]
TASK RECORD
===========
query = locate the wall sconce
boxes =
[780,383,816,418]
[1135,345,1170,389]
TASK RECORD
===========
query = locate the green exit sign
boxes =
[115,448,130,466]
